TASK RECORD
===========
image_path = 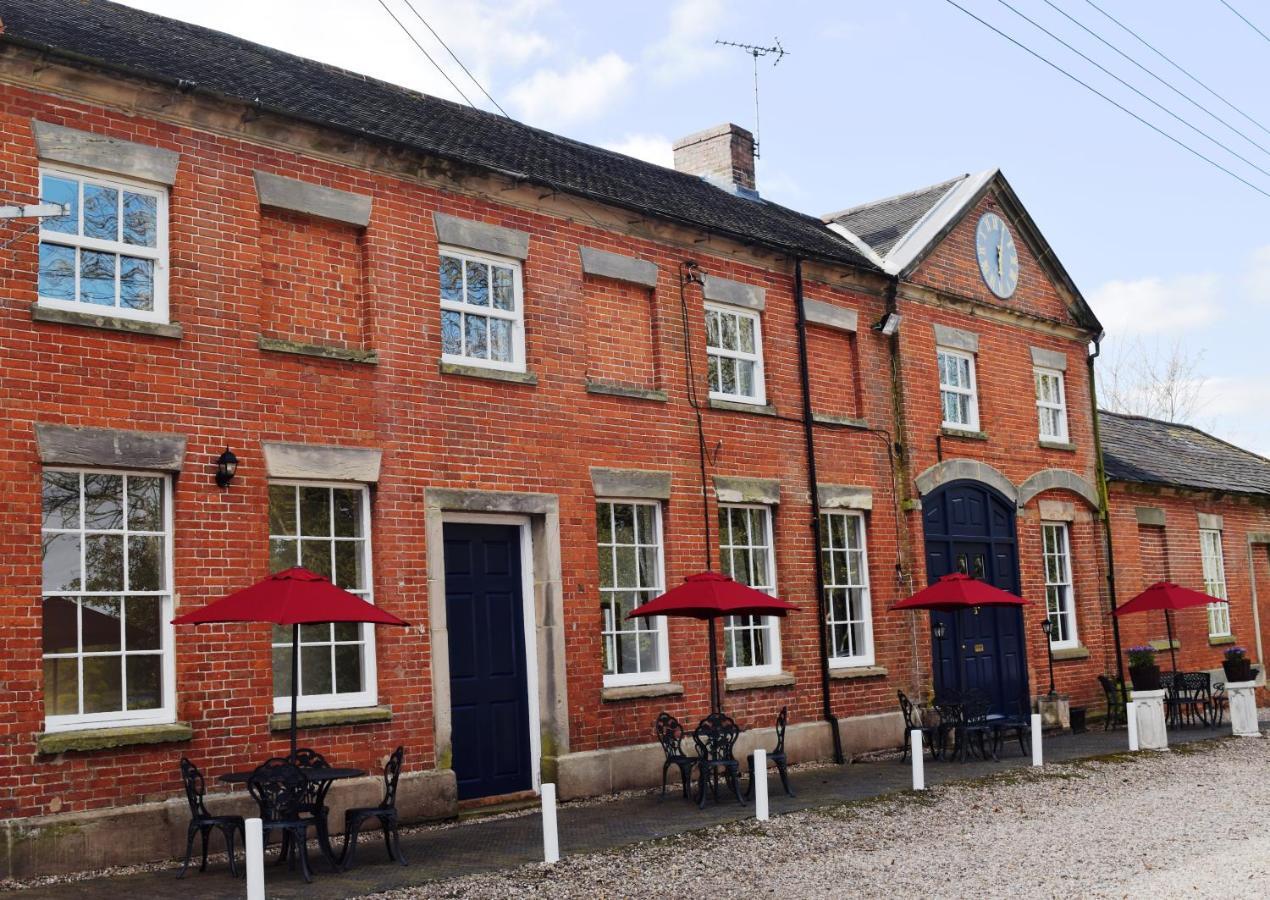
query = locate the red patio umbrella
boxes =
[174,567,410,758]
[891,572,1031,611]
[1113,581,1227,673]
[629,571,798,713]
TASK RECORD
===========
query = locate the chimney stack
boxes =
[672,124,757,196]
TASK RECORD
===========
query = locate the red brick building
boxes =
[0,0,1262,878]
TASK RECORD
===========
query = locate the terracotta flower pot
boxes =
[1129,664,1161,692]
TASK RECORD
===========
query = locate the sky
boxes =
[113,0,1270,454]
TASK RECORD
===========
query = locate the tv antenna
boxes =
[715,38,787,159]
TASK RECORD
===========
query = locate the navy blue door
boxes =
[444,523,532,800]
[923,481,1029,716]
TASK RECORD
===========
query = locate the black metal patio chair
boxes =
[1211,682,1229,727]
[1097,674,1126,730]
[654,712,697,799]
[954,691,996,762]
[177,757,245,879]
[340,746,407,870]
[246,759,320,883]
[692,712,743,809]
[897,690,943,762]
[746,706,793,798]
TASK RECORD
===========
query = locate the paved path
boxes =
[17,723,1233,898]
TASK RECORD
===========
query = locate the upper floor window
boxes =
[1200,528,1231,637]
[1035,368,1069,442]
[821,510,874,667]
[439,248,525,371]
[937,347,979,431]
[38,167,168,323]
[1042,522,1078,649]
[706,303,765,404]
[718,504,780,677]
[597,500,669,687]
[268,483,377,711]
[41,469,174,731]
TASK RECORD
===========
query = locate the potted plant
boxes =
[1127,645,1161,691]
[1222,646,1253,683]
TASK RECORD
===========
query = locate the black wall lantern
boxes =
[1040,618,1057,696]
[215,447,238,488]
[932,620,947,641]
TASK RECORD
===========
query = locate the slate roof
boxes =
[1099,410,1270,497]
[823,176,964,256]
[0,0,875,270]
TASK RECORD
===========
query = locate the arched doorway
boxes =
[923,479,1029,716]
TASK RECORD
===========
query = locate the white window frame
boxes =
[937,346,980,431]
[1035,367,1069,442]
[1200,528,1231,637]
[705,302,766,405]
[718,503,781,678]
[821,510,875,668]
[1042,522,1079,650]
[438,245,526,373]
[41,468,177,733]
[269,480,378,713]
[37,164,169,324]
[598,499,670,688]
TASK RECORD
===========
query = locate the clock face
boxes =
[975,212,1019,299]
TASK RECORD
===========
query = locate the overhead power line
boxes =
[1040,0,1270,160]
[1083,0,1270,140]
[991,0,1270,182]
[1220,1,1270,44]
[399,0,512,118]
[372,0,478,109]
[941,0,1270,200]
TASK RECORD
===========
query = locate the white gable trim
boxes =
[887,169,996,276]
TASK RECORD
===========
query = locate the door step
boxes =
[456,789,540,820]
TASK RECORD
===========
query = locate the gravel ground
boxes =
[383,736,1270,899]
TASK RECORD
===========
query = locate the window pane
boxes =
[441,310,463,355]
[84,474,124,530]
[638,632,658,673]
[737,360,755,398]
[720,357,737,395]
[720,312,737,350]
[79,250,116,305]
[126,655,162,710]
[38,243,75,300]
[268,485,297,536]
[489,318,512,362]
[127,476,163,531]
[122,192,157,247]
[41,175,78,235]
[705,309,720,347]
[613,504,635,544]
[43,471,80,529]
[301,644,332,696]
[273,646,293,697]
[301,539,333,579]
[333,621,360,642]
[465,260,489,306]
[270,538,295,573]
[638,547,658,588]
[84,534,124,592]
[334,541,363,590]
[83,183,119,240]
[465,314,489,359]
[124,595,161,650]
[707,355,719,392]
[43,657,79,716]
[596,503,613,545]
[738,315,755,353]
[127,535,163,591]
[439,256,463,302]
[82,655,122,714]
[636,504,655,543]
[492,265,515,310]
[598,545,614,588]
[42,596,78,654]
[335,644,363,693]
[299,486,331,537]
[42,532,81,592]
[332,489,363,538]
[120,257,154,310]
[615,546,636,587]
[80,596,122,651]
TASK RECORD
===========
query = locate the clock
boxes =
[975,212,1019,298]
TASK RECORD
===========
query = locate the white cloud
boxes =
[1195,374,1270,457]
[645,0,731,85]
[508,52,632,127]
[1242,244,1270,304]
[1088,273,1221,336]
[602,134,674,167]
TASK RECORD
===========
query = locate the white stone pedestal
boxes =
[1130,689,1168,750]
[1036,694,1070,730]
[1226,680,1262,737]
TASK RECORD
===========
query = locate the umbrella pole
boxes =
[707,619,720,713]
[290,623,300,761]
[1165,610,1178,674]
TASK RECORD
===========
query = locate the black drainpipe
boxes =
[1087,338,1127,694]
[793,258,844,765]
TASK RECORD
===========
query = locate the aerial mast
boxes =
[714,37,788,159]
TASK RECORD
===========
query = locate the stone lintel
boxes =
[32,120,179,184]
[803,298,858,333]
[713,475,780,505]
[1039,499,1075,522]
[1197,512,1224,531]
[818,484,873,511]
[578,246,658,287]
[434,212,529,259]
[933,323,979,353]
[261,441,382,483]
[1030,346,1068,371]
[253,171,372,226]
[1135,506,1166,527]
[34,423,187,472]
[424,487,558,516]
[702,274,765,311]
[1249,532,1270,545]
[590,467,672,500]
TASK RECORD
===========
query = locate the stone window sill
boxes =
[1051,645,1090,661]
[708,397,777,417]
[37,721,193,754]
[813,412,868,429]
[725,671,795,692]
[601,682,683,702]
[1209,634,1237,646]
[941,427,988,441]
[440,361,538,385]
[1039,439,1076,452]
[32,305,183,339]
[585,379,667,402]
[1149,638,1180,651]
[258,334,377,364]
[829,665,889,680]
[268,705,393,732]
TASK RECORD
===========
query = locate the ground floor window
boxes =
[268,482,376,711]
[597,499,669,686]
[1200,528,1231,637]
[718,504,780,676]
[40,469,173,730]
[1042,522,1078,648]
[820,510,874,667]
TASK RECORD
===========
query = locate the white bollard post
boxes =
[245,817,264,900]
[1126,700,1139,751]
[753,748,769,821]
[541,782,560,864]
[1031,713,1043,767]
[911,729,925,791]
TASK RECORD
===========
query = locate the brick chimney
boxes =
[672,124,757,195]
